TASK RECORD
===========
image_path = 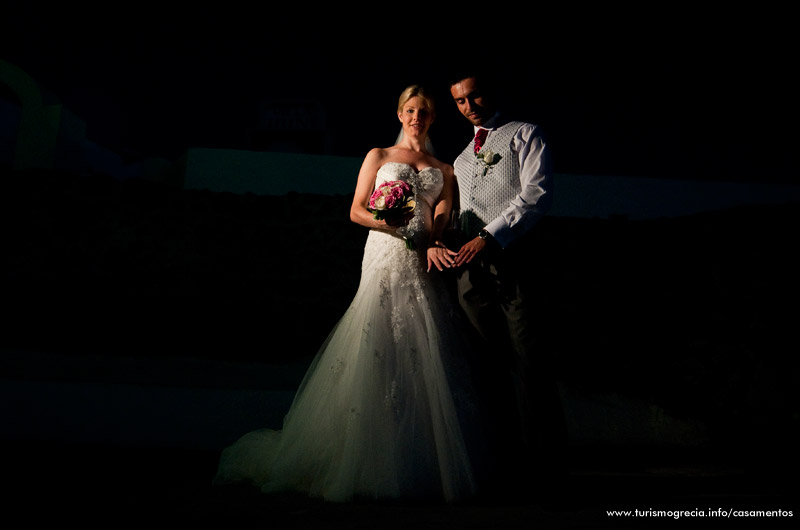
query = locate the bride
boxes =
[214,85,486,503]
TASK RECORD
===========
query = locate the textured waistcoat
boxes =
[454,121,524,238]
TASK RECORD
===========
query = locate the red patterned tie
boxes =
[473,128,488,154]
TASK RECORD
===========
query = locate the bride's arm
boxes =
[427,165,458,271]
[350,149,391,230]
[430,164,456,245]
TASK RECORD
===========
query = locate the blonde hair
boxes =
[397,85,435,116]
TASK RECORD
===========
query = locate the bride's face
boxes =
[398,96,433,139]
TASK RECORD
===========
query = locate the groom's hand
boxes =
[454,237,487,267]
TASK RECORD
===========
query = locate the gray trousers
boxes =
[456,245,566,471]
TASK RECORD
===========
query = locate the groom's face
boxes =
[450,77,493,127]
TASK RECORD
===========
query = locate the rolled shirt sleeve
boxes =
[484,124,553,248]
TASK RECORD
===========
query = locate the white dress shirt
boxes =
[474,114,552,249]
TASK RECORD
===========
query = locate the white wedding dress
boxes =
[215,162,484,502]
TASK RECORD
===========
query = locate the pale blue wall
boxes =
[183,148,361,196]
[182,148,800,219]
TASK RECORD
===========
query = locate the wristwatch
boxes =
[478,229,491,241]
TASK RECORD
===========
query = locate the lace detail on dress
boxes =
[215,160,481,503]
[384,380,402,421]
[362,162,444,314]
[329,357,345,373]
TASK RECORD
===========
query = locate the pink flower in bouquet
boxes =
[367,180,417,250]
[368,180,415,218]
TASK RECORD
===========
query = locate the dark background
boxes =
[3,4,797,183]
[3,0,798,447]
[1,4,797,523]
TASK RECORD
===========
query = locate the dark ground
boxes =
[3,439,795,528]
[2,168,798,526]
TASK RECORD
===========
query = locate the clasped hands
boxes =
[426,236,487,272]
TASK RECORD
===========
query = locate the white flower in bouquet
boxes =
[367,180,417,249]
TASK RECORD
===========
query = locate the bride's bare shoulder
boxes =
[431,158,454,175]
[365,146,401,162]
[362,147,391,166]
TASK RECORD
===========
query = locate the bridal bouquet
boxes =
[368,180,417,249]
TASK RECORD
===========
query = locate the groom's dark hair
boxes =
[448,66,498,99]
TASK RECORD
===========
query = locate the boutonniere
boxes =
[476,149,501,176]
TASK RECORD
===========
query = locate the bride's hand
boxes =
[427,242,458,272]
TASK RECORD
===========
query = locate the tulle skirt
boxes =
[215,230,484,502]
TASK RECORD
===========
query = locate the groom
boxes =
[450,70,566,484]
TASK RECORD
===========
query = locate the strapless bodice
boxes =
[375,162,443,209]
